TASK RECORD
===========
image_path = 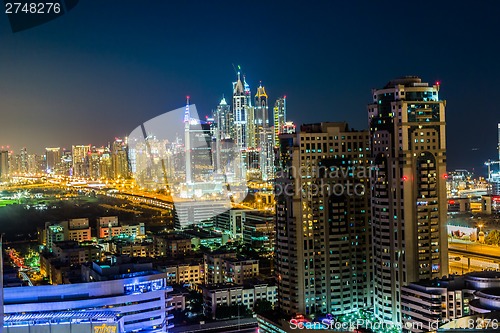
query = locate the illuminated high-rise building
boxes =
[99,148,113,179]
[254,84,274,180]
[72,145,91,178]
[20,147,28,174]
[273,96,287,148]
[255,84,269,140]
[27,154,44,174]
[60,150,72,176]
[232,68,252,180]
[282,121,296,134]
[0,150,9,180]
[213,96,233,174]
[246,104,256,149]
[88,147,101,179]
[233,70,249,150]
[490,123,500,195]
[214,96,233,140]
[275,122,372,317]
[184,97,192,184]
[45,147,61,174]
[368,77,448,326]
[497,122,500,162]
[111,138,130,179]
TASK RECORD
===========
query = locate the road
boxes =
[19,271,33,286]
[448,241,500,274]
[171,318,257,333]
[449,241,500,258]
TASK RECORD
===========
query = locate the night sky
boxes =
[1,1,499,174]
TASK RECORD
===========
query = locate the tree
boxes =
[215,303,250,319]
[215,304,233,319]
[485,230,500,246]
[253,299,273,314]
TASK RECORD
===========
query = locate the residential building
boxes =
[369,77,448,324]
[275,122,372,317]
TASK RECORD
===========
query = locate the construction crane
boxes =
[485,159,500,180]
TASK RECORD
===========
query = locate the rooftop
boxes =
[5,311,120,323]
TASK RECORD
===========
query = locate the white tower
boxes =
[184,96,192,184]
[233,70,247,150]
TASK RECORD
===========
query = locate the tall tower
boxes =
[0,150,9,181]
[20,147,28,174]
[214,96,233,141]
[232,68,251,181]
[368,77,448,325]
[255,84,273,180]
[275,122,372,317]
[45,147,61,174]
[497,123,500,162]
[111,138,129,179]
[255,84,269,135]
[184,96,192,184]
[71,145,91,178]
[273,96,287,148]
[233,70,248,150]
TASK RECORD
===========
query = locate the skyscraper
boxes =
[20,147,28,174]
[273,96,287,148]
[0,150,9,181]
[275,122,372,317]
[497,122,500,162]
[111,138,130,179]
[255,84,269,139]
[72,145,91,178]
[232,69,252,180]
[214,96,233,141]
[254,84,274,180]
[233,70,249,150]
[45,147,61,174]
[184,98,192,184]
[368,76,448,325]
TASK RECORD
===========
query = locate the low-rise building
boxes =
[200,281,277,319]
[224,256,260,285]
[52,240,101,265]
[402,272,500,332]
[96,216,121,238]
[161,261,204,286]
[115,240,153,257]
[4,268,174,333]
[43,219,92,250]
[181,228,229,250]
[168,287,189,312]
[214,208,245,239]
[153,233,194,257]
[204,252,259,285]
[242,211,275,252]
[40,241,102,284]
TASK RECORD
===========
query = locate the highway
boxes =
[171,318,257,333]
[19,271,33,286]
[449,241,500,258]
[448,241,500,274]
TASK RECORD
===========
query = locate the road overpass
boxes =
[449,242,500,273]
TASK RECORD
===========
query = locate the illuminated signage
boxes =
[94,324,117,333]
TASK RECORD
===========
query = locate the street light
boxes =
[478,223,485,244]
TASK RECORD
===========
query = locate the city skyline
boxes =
[3,2,500,333]
[1,1,500,173]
